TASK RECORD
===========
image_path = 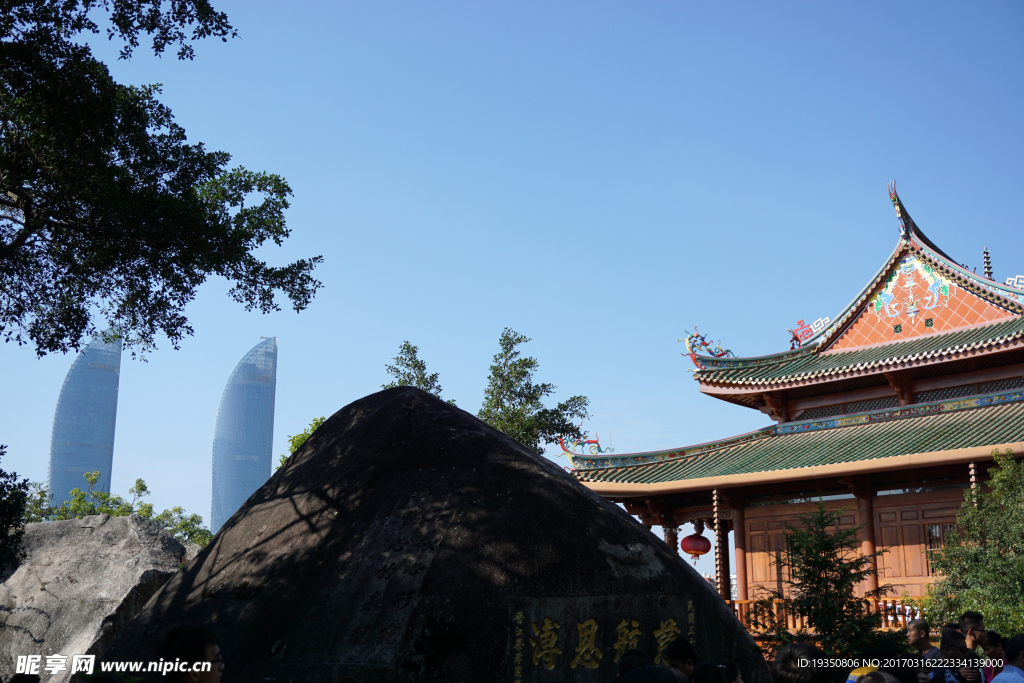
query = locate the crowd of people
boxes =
[605,610,1024,683]
[772,612,1023,683]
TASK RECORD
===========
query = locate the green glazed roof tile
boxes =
[571,390,1024,485]
[693,317,1024,386]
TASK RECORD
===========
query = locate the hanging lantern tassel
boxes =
[680,519,711,564]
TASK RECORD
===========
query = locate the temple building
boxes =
[568,184,1024,608]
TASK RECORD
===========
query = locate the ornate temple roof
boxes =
[570,388,1024,487]
[567,185,1024,494]
[690,184,1024,392]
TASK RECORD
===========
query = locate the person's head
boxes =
[983,632,1004,661]
[915,669,930,683]
[9,676,42,683]
[693,661,742,683]
[772,643,830,683]
[959,612,987,647]
[1004,635,1024,669]
[716,661,742,683]
[861,672,901,683]
[160,624,223,683]
[908,621,932,648]
[693,661,722,683]
[664,638,700,677]
[620,649,655,679]
[941,623,961,635]
[941,630,968,658]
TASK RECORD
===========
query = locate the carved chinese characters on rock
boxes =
[613,619,642,661]
[571,619,603,669]
[340,471,467,664]
[654,618,682,665]
[530,618,562,670]
[513,611,525,683]
[512,599,694,680]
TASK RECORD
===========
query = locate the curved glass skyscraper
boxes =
[211,337,278,533]
[48,331,123,502]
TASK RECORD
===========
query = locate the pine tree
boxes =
[382,341,447,400]
[477,328,588,453]
[746,503,901,658]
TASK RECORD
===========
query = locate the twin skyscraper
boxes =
[46,334,278,533]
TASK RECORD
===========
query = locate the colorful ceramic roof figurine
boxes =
[569,183,1024,488]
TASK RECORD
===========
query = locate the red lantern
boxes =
[680,533,711,562]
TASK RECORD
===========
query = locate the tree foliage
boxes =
[28,472,212,547]
[477,328,588,453]
[277,416,326,468]
[0,445,30,573]
[921,449,1024,634]
[746,503,902,659]
[382,341,453,403]
[1,0,322,356]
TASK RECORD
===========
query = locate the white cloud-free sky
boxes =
[3,2,1022,572]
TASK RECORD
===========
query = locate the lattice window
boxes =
[797,404,844,421]
[979,376,1024,393]
[925,522,957,575]
[915,385,977,403]
[844,396,899,413]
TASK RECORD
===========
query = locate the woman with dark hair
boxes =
[983,633,1005,683]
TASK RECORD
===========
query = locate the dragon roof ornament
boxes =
[557,423,614,470]
[679,327,735,368]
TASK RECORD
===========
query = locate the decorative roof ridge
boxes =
[913,240,1024,310]
[889,181,956,263]
[690,185,1022,377]
[818,316,1017,357]
[691,341,814,370]
[571,387,1024,472]
[699,317,1024,388]
[693,242,905,374]
[756,183,929,355]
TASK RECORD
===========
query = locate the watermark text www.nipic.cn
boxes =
[16,655,214,676]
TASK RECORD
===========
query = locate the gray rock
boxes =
[104,387,770,683]
[0,514,185,683]
[183,544,202,563]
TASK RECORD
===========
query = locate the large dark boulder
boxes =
[104,387,768,683]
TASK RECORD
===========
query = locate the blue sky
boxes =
[3,1,1022,569]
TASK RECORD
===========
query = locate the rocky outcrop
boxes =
[0,515,185,683]
[105,387,770,683]
[183,544,202,563]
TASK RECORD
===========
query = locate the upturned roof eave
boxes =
[688,238,907,372]
[577,440,1023,497]
[569,387,1024,475]
[695,329,1024,394]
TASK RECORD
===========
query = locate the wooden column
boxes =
[713,488,731,599]
[733,502,748,601]
[970,461,978,506]
[855,479,879,593]
[717,522,731,599]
